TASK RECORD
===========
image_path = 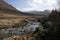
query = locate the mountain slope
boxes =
[0,0,18,11]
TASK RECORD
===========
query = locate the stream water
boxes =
[0,22,40,37]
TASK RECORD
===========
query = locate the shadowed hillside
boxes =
[45,10,60,40]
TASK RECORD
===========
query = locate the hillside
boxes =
[0,0,18,11]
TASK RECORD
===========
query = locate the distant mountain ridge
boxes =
[26,10,51,17]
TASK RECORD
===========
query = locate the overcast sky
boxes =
[4,0,59,12]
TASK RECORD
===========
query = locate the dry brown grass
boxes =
[0,12,44,28]
[13,32,36,40]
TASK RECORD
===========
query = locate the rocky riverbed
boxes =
[0,22,40,37]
